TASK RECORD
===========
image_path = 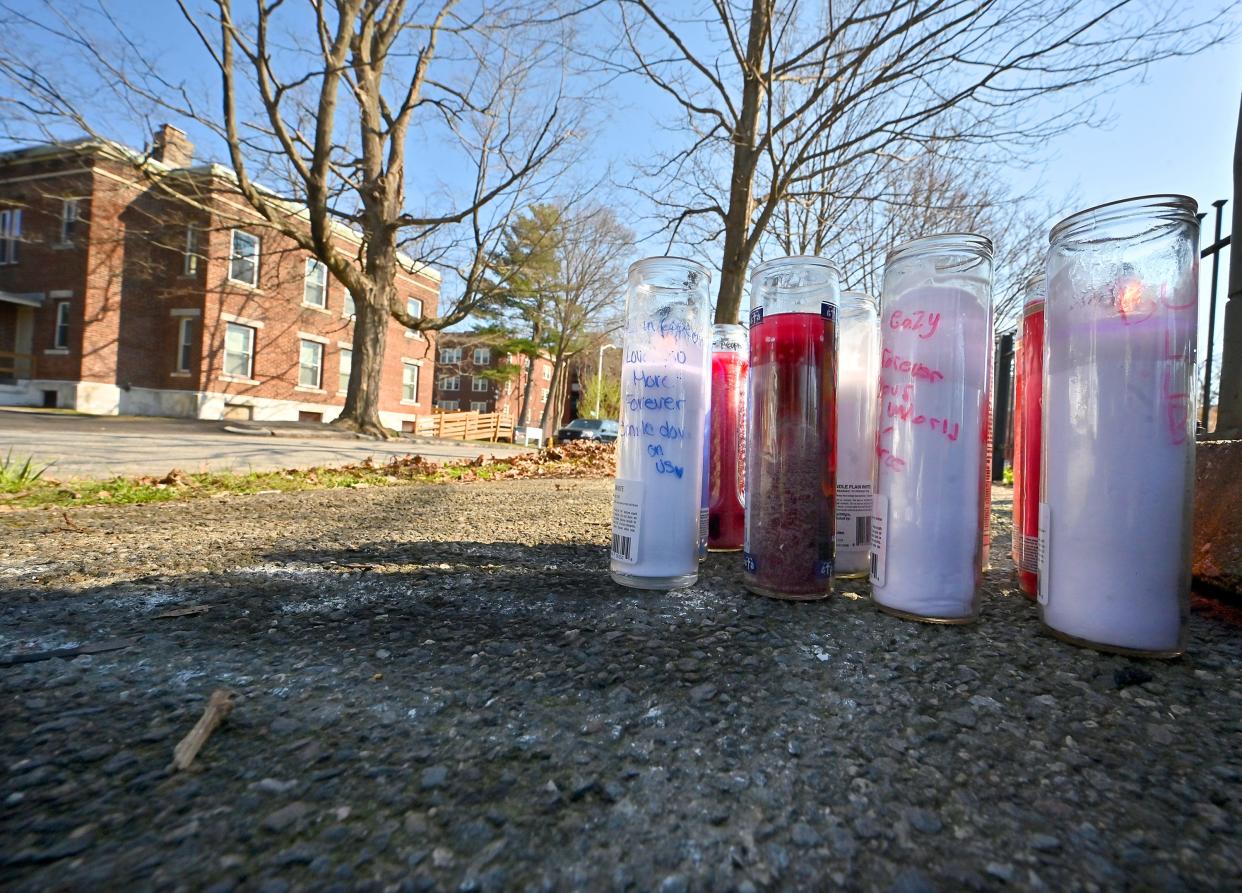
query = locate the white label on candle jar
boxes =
[611,479,643,563]
[869,494,888,586]
[1037,502,1049,605]
[835,483,873,553]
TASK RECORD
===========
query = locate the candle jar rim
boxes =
[628,255,714,284]
[1048,194,1197,246]
[1023,273,1046,308]
[885,232,993,264]
[751,255,841,281]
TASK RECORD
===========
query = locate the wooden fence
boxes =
[409,410,515,442]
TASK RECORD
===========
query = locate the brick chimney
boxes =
[151,124,193,168]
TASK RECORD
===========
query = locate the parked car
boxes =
[556,418,619,443]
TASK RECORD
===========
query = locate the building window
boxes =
[338,347,352,394]
[405,297,423,338]
[439,399,459,411]
[53,301,71,349]
[541,388,549,402]
[440,347,462,364]
[183,226,200,275]
[472,376,490,392]
[343,291,357,318]
[60,199,79,243]
[474,347,491,365]
[470,401,488,413]
[439,375,459,391]
[402,362,420,402]
[223,322,255,378]
[0,209,21,264]
[229,230,259,286]
[176,317,194,372]
[542,365,552,381]
[299,339,324,388]
[304,258,327,308]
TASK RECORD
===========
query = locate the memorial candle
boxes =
[1016,276,1044,597]
[744,256,838,600]
[835,292,879,578]
[610,257,712,590]
[871,234,994,622]
[1011,334,1024,565]
[1040,195,1198,656]
[708,324,747,551]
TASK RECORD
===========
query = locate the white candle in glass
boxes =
[1039,272,1196,653]
[872,282,991,619]
[835,292,879,577]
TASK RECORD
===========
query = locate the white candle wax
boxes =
[1039,276,1195,653]
[835,352,877,576]
[872,283,990,618]
[611,348,708,582]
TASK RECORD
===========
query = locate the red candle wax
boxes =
[1017,302,1044,597]
[708,348,746,550]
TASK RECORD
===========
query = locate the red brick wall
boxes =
[0,147,441,417]
[432,333,552,424]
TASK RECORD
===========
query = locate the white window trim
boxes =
[58,199,79,246]
[342,292,357,319]
[228,230,261,288]
[49,289,73,298]
[176,317,194,373]
[471,377,490,392]
[400,358,423,406]
[473,347,491,365]
[219,374,261,385]
[0,208,21,265]
[182,225,200,276]
[298,338,325,390]
[222,321,257,381]
[439,347,462,364]
[220,312,265,329]
[297,331,330,345]
[439,375,460,390]
[169,308,201,317]
[53,300,71,349]
[337,346,353,396]
[303,258,329,311]
[470,401,489,413]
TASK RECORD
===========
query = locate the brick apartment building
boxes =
[432,332,554,428]
[0,126,438,428]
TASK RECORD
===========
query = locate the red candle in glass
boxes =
[708,324,747,550]
[744,257,838,599]
[1017,283,1045,597]
[1011,336,1024,564]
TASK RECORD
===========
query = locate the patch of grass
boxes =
[0,442,616,512]
[0,450,54,491]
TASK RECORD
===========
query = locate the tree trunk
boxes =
[1215,92,1242,436]
[713,0,770,325]
[516,321,541,432]
[539,349,567,431]
[334,291,391,437]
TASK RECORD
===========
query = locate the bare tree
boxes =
[615,0,1233,324]
[1,0,587,435]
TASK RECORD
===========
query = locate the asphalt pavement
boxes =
[0,409,526,479]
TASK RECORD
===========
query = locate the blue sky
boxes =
[5,0,1240,382]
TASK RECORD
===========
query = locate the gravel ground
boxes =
[1,481,1240,892]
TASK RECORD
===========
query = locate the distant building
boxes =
[0,125,438,428]
[432,332,554,429]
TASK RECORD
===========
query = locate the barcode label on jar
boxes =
[835,483,873,552]
[869,494,888,587]
[611,480,642,564]
[1037,502,1050,605]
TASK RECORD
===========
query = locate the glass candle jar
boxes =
[1016,275,1045,597]
[1040,195,1198,656]
[744,256,839,600]
[610,257,712,590]
[1011,333,1023,565]
[708,323,747,551]
[835,291,879,579]
[871,233,994,622]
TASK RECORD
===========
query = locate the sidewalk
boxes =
[1,479,1239,891]
[0,408,527,479]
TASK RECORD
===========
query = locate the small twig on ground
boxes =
[55,511,92,533]
[171,689,234,772]
[154,605,210,619]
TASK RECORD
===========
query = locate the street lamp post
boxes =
[595,343,618,418]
